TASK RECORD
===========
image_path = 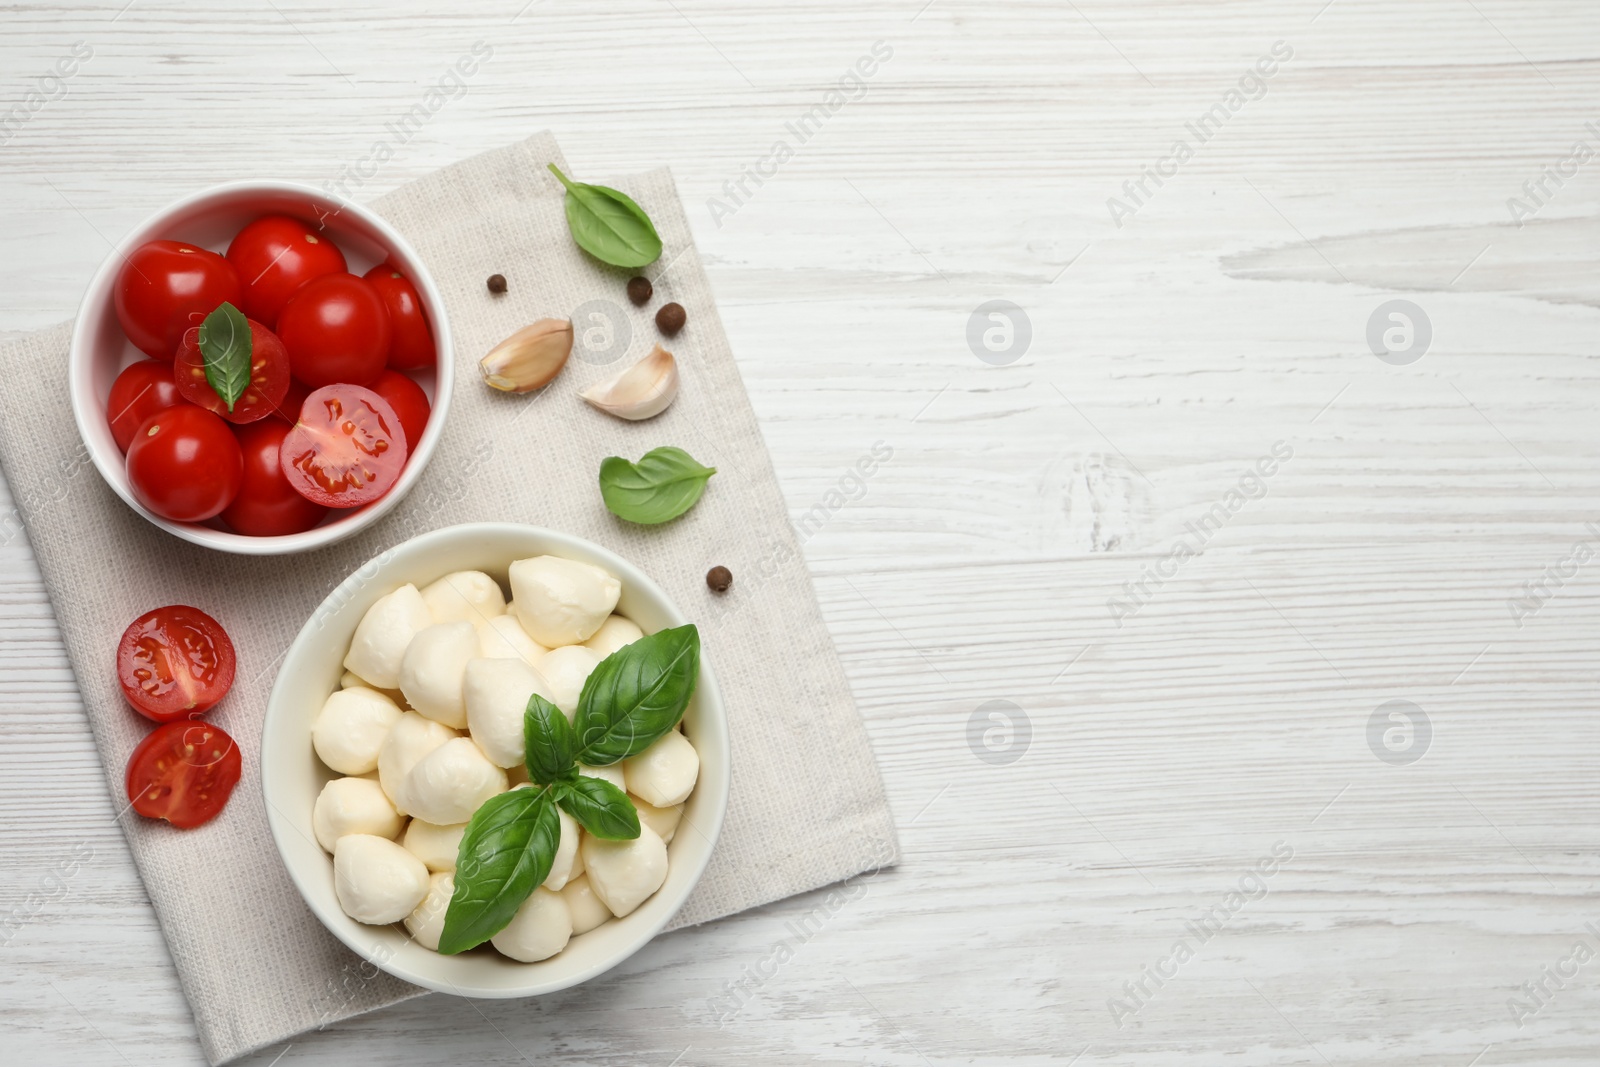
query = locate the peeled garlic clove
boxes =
[579,344,678,420]
[481,319,573,393]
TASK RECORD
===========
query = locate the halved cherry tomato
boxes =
[172,316,290,424]
[277,273,391,388]
[116,604,237,722]
[125,720,242,829]
[369,369,430,453]
[226,215,348,327]
[126,404,243,522]
[279,384,408,508]
[115,240,242,359]
[222,419,329,536]
[107,359,183,452]
[364,263,435,372]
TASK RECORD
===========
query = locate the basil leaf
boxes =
[574,624,700,765]
[437,787,560,955]
[523,694,576,786]
[598,447,716,525]
[196,301,252,413]
[547,163,663,269]
[553,776,641,840]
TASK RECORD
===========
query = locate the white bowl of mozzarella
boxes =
[262,523,728,997]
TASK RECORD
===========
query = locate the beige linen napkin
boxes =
[0,132,898,1065]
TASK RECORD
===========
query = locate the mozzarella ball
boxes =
[543,807,579,892]
[623,730,700,808]
[538,645,600,717]
[477,613,548,668]
[581,823,668,918]
[464,657,559,767]
[333,834,430,924]
[509,556,621,647]
[312,687,403,776]
[489,886,572,962]
[377,711,457,816]
[421,570,506,626]
[344,584,432,689]
[313,776,403,852]
[579,762,627,792]
[631,795,684,845]
[339,670,364,689]
[397,621,478,729]
[583,615,644,659]
[403,737,508,825]
[560,874,612,935]
[404,871,454,951]
[402,819,466,872]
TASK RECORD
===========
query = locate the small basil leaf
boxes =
[553,776,641,840]
[547,163,663,269]
[196,301,252,413]
[437,788,559,955]
[523,694,575,786]
[574,624,700,765]
[598,447,716,525]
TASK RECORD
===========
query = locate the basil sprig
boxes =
[598,447,716,525]
[197,301,252,413]
[547,163,663,269]
[439,624,701,954]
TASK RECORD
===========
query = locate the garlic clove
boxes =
[480,319,573,393]
[579,344,679,421]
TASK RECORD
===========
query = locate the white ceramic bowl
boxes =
[68,180,454,555]
[263,523,729,997]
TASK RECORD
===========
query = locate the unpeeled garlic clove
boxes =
[578,344,679,421]
[480,319,573,393]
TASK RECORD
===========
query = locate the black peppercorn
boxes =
[656,301,687,337]
[627,276,653,306]
[706,565,732,593]
[487,273,507,294]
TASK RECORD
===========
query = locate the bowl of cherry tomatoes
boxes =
[68,181,453,555]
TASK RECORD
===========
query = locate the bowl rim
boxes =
[67,179,455,556]
[261,522,730,997]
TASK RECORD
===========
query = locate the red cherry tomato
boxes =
[226,215,348,327]
[221,419,329,536]
[115,240,242,359]
[125,404,243,522]
[125,720,242,829]
[279,384,408,509]
[369,370,430,452]
[116,605,237,722]
[107,359,183,453]
[269,377,311,425]
[277,273,391,388]
[363,263,435,372]
[172,316,290,424]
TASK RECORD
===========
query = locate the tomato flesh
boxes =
[279,385,408,508]
[222,419,329,536]
[107,359,183,453]
[115,240,242,359]
[226,215,348,327]
[364,263,435,372]
[173,317,291,424]
[116,605,237,723]
[369,369,430,453]
[277,273,391,388]
[125,720,242,829]
[125,404,243,522]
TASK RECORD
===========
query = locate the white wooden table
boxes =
[4,1,1599,1063]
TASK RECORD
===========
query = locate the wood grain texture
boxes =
[3,0,1599,1063]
